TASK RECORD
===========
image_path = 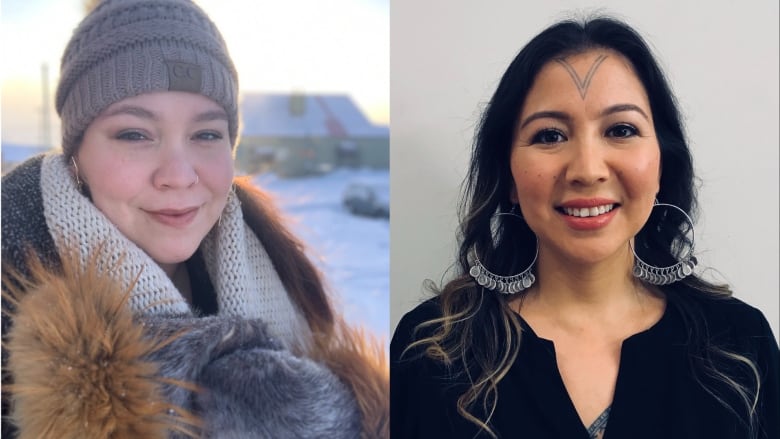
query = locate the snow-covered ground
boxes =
[254,169,389,345]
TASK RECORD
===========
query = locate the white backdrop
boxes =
[390,0,780,339]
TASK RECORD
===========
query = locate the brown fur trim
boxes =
[311,319,390,439]
[2,250,200,439]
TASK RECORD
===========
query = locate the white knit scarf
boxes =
[39,153,310,350]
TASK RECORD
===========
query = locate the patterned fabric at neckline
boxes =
[587,405,611,439]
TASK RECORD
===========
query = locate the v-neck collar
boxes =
[507,305,675,438]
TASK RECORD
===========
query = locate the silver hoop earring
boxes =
[194,174,199,185]
[468,205,538,294]
[70,156,83,193]
[631,199,697,285]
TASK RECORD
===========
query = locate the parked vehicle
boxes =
[342,180,389,218]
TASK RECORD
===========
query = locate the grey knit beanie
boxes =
[55,0,239,157]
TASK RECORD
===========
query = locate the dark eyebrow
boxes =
[101,105,157,120]
[601,103,649,121]
[194,110,229,123]
[518,111,571,130]
[519,104,650,130]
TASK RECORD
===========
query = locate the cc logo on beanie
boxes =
[165,61,203,93]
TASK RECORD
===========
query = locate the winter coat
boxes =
[2,154,389,438]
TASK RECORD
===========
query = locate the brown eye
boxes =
[607,124,638,138]
[532,128,567,145]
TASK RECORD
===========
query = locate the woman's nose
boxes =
[152,144,198,189]
[564,137,610,186]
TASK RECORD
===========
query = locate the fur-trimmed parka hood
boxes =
[3,251,388,438]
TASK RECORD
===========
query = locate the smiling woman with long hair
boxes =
[391,17,778,439]
[1,1,388,437]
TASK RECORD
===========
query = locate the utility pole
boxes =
[41,63,51,148]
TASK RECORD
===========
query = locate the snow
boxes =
[254,168,389,346]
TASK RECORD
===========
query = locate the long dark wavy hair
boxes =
[406,16,761,438]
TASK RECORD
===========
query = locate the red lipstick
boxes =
[558,198,617,208]
[557,198,619,231]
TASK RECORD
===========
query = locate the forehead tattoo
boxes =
[554,54,608,99]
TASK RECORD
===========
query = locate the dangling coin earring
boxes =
[630,199,698,285]
[468,205,538,294]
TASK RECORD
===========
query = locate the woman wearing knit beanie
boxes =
[1,1,388,438]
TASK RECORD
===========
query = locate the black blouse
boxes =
[391,296,779,438]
